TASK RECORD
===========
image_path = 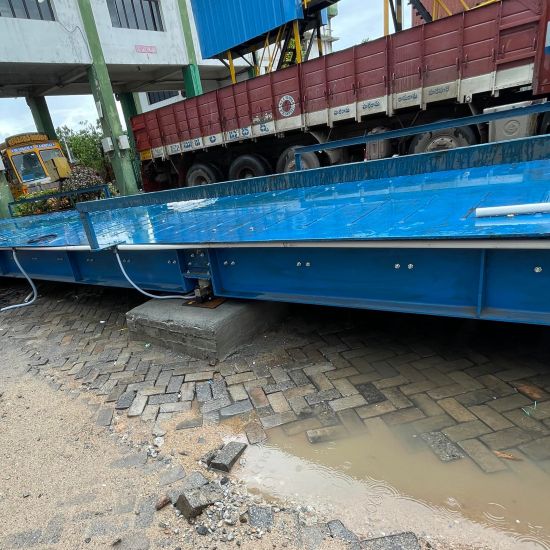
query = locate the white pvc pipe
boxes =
[476,202,550,218]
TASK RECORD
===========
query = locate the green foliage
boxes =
[56,121,108,179]
[12,166,117,217]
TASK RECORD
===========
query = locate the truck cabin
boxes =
[0,133,67,197]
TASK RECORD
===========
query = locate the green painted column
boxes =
[77,0,139,196]
[118,92,138,145]
[26,96,57,139]
[0,170,14,219]
[177,0,203,98]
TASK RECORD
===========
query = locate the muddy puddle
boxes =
[235,419,550,549]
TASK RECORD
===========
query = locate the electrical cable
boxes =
[114,248,195,300]
[0,249,38,312]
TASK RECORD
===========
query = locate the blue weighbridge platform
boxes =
[1,133,550,325]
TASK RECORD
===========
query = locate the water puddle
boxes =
[236,419,550,549]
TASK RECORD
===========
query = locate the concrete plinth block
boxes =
[126,299,287,360]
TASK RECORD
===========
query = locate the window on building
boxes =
[0,0,55,21]
[147,91,179,105]
[107,0,163,31]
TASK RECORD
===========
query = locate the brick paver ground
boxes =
[2,279,550,476]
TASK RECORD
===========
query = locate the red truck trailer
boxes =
[132,0,550,191]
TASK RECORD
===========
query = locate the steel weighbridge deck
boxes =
[2,134,550,325]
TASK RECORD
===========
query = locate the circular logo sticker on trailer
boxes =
[278,95,296,118]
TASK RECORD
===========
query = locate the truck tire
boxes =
[228,154,269,180]
[276,146,320,173]
[409,126,477,154]
[186,163,223,186]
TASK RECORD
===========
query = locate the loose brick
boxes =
[470,405,513,431]
[244,422,267,445]
[288,395,313,417]
[196,382,212,402]
[443,420,492,442]
[420,432,464,462]
[438,398,476,423]
[458,439,508,473]
[481,427,534,450]
[180,382,195,401]
[148,393,179,405]
[267,392,290,413]
[209,441,247,472]
[160,401,191,413]
[382,407,425,426]
[185,371,215,382]
[356,401,396,419]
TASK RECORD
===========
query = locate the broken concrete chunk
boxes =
[360,532,420,550]
[209,441,247,472]
[174,482,222,520]
[248,505,274,530]
[327,520,360,543]
[244,422,267,445]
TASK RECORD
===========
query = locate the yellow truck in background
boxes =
[0,133,71,198]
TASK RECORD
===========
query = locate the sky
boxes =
[0,0,410,138]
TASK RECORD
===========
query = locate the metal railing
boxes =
[294,101,550,170]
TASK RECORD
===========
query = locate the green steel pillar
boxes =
[26,96,57,139]
[77,0,139,196]
[118,92,138,145]
[0,170,14,219]
[177,0,203,98]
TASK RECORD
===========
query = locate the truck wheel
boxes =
[408,126,477,154]
[276,146,320,173]
[228,154,269,180]
[186,163,223,186]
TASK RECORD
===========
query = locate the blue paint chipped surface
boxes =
[1,159,550,250]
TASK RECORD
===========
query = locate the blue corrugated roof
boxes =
[190,0,304,58]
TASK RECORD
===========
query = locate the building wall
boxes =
[92,0,189,66]
[0,0,91,64]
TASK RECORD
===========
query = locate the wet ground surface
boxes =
[1,278,550,549]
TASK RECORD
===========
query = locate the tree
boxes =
[56,121,108,180]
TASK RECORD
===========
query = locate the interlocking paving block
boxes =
[288,395,314,417]
[481,426,534,450]
[356,401,396,419]
[504,409,549,436]
[127,299,286,360]
[420,431,465,462]
[305,389,341,405]
[327,519,360,544]
[360,531,420,549]
[185,371,215,382]
[410,414,456,434]
[470,405,513,431]
[220,399,253,418]
[176,415,203,430]
[458,439,507,473]
[148,393,179,405]
[96,407,113,426]
[180,381,195,401]
[530,401,550,421]
[382,407,425,426]
[160,401,192,413]
[283,417,322,436]
[443,420,493,442]
[307,425,349,444]
[300,524,330,550]
[109,533,150,550]
[209,441,247,472]
[115,390,136,410]
[248,505,274,530]
[159,464,186,486]
[438,397,476,422]
[337,408,365,433]
[267,392,291,413]
[455,389,496,407]
[356,383,387,404]
[7,529,42,548]
[329,394,367,412]
[196,382,213,403]
[519,436,550,461]
[228,383,248,402]
[488,394,532,413]
[245,421,267,444]
[175,482,223,519]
